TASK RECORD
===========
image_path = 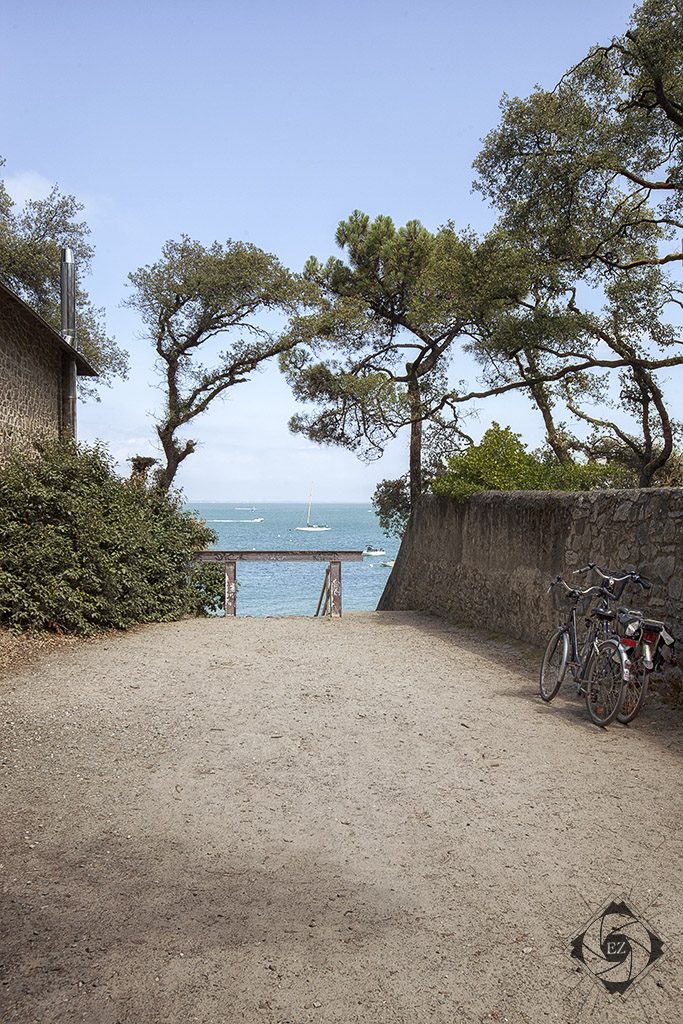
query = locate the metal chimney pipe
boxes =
[60,247,78,439]
[60,246,76,346]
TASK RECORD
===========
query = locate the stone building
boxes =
[0,279,96,460]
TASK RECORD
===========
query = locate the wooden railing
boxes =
[194,550,364,617]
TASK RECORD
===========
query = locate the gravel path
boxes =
[1,612,682,1023]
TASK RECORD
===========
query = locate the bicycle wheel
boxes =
[585,639,625,727]
[539,628,569,702]
[617,657,649,724]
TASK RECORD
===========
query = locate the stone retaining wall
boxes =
[378,490,683,647]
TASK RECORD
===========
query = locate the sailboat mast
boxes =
[307,489,312,527]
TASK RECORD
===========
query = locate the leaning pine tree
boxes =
[127,236,303,490]
[280,211,529,516]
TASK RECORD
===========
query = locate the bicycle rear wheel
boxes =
[585,639,625,727]
[617,658,649,724]
[539,628,569,702]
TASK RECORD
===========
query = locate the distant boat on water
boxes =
[363,545,386,557]
[208,517,264,523]
[295,491,331,532]
[235,507,257,511]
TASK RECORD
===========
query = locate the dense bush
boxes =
[432,424,623,502]
[0,440,223,633]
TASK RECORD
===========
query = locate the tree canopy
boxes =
[0,156,128,393]
[474,0,683,275]
[127,235,302,489]
[281,211,529,507]
[466,260,683,485]
[467,0,683,489]
[282,200,683,524]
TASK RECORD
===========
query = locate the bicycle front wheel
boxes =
[539,628,569,703]
[585,639,625,727]
[617,657,649,724]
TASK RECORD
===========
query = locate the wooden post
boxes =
[329,560,342,616]
[315,567,330,617]
[224,560,237,616]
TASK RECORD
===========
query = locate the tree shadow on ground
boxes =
[0,831,419,1024]
[370,609,683,756]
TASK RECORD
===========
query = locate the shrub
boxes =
[0,439,223,633]
[432,424,623,502]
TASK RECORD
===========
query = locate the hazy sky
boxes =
[2,0,637,500]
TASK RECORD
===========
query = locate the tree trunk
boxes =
[158,429,181,490]
[407,372,423,510]
[521,349,573,464]
[636,369,673,487]
[530,383,572,464]
[156,425,195,491]
[602,339,674,488]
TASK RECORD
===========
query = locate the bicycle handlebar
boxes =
[572,562,652,591]
[548,576,616,601]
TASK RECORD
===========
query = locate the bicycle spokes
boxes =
[586,644,624,726]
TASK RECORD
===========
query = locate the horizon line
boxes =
[185,499,374,505]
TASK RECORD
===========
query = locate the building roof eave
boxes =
[0,278,99,377]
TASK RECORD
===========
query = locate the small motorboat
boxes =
[363,545,386,557]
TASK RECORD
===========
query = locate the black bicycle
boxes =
[539,576,628,726]
[574,563,673,724]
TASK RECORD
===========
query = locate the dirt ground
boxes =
[1,611,682,1024]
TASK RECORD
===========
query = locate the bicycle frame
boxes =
[566,608,611,688]
[549,577,623,691]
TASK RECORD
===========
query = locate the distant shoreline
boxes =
[186,499,373,506]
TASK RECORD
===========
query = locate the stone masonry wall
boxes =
[378,490,683,647]
[0,294,63,460]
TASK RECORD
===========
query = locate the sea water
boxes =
[187,501,400,616]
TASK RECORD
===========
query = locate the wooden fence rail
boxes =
[194,550,364,617]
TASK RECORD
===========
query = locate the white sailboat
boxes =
[295,491,331,532]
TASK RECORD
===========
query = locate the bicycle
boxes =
[539,576,628,726]
[571,564,674,724]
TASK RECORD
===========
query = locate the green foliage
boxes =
[474,0,683,274]
[0,440,222,633]
[432,425,623,502]
[652,449,683,486]
[468,0,683,486]
[371,476,412,538]
[0,156,128,394]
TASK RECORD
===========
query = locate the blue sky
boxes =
[2,0,639,500]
